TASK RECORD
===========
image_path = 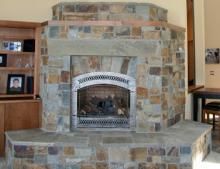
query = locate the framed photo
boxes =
[205,48,220,64]
[2,41,22,52]
[0,54,7,67]
[7,74,25,94]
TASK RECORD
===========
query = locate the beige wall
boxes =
[204,0,220,88]
[0,0,186,27]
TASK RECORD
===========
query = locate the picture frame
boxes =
[0,54,7,67]
[205,48,220,64]
[7,74,25,94]
[2,41,22,52]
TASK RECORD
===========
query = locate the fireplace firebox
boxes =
[71,72,136,130]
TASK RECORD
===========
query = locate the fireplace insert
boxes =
[71,72,136,130]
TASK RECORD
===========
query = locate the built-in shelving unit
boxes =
[0,20,42,157]
[0,20,41,98]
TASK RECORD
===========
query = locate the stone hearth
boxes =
[5,121,212,169]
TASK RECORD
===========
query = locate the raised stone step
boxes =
[52,2,168,22]
[5,120,211,169]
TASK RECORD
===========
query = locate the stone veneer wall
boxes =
[40,2,185,132]
[5,121,212,169]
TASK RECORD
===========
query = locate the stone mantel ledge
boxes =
[42,20,185,32]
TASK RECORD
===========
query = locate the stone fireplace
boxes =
[5,2,212,169]
[40,2,186,132]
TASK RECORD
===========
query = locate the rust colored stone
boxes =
[150,96,161,104]
[137,87,148,99]
[168,164,178,169]
[61,71,70,83]
[132,27,142,36]
[88,56,100,70]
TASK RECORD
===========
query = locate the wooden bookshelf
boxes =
[0,20,42,157]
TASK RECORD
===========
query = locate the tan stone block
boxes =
[42,56,48,65]
[150,96,161,104]
[41,39,47,47]
[96,162,109,169]
[63,146,75,156]
[149,7,158,20]
[149,88,160,95]
[59,32,67,38]
[109,147,130,162]
[162,67,169,75]
[88,56,100,70]
[81,163,96,169]
[13,158,23,169]
[130,147,147,161]
[110,4,125,13]
[48,59,64,68]
[177,97,185,104]
[35,146,47,155]
[161,48,169,57]
[137,87,148,99]
[143,31,161,40]
[46,123,57,131]
[96,147,108,161]
[23,163,47,169]
[48,74,60,84]
[92,26,105,34]
[137,64,147,87]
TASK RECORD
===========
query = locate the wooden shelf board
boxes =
[0,94,34,98]
[0,67,34,71]
[188,85,204,93]
[0,50,34,55]
[0,20,41,29]
[0,35,35,40]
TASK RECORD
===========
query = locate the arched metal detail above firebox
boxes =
[71,72,136,131]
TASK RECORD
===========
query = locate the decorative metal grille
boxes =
[78,75,129,85]
[77,117,129,128]
[71,72,136,130]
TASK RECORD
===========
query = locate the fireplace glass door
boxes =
[77,84,130,128]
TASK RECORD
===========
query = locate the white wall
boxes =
[204,0,220,88]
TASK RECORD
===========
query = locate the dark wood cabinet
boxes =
[0,100,41,156]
